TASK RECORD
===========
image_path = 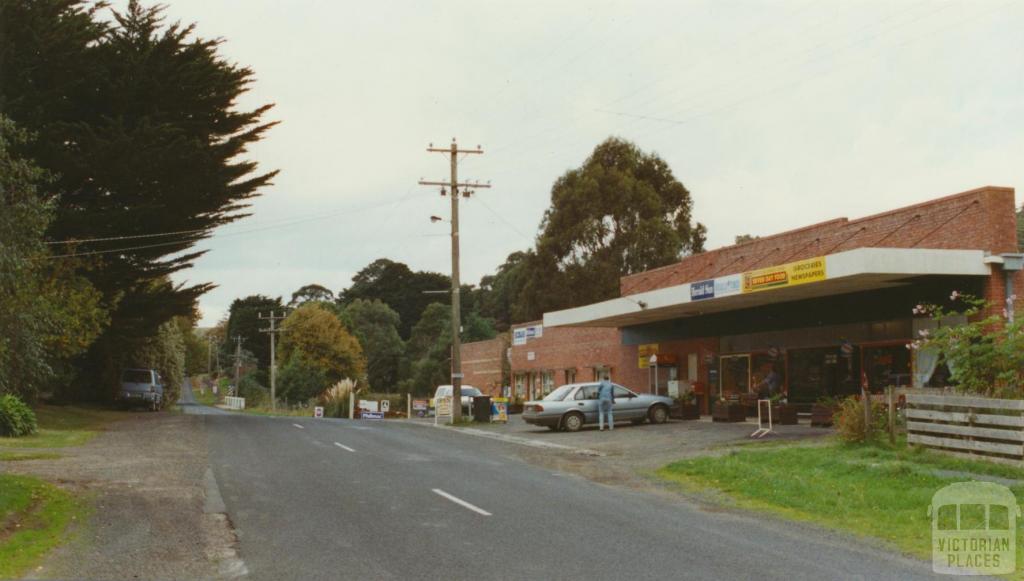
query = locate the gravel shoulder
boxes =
[3,411,237,580]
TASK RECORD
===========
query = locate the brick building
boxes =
[534,186,1024,414]
[461,336,506,397]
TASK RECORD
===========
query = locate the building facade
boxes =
[540,186,1023,414]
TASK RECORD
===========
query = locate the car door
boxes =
[613,385,643,419]
[573,384,600,423]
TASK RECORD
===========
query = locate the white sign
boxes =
[649,354,658,366]
[381,400,390,413]
[358,399,378,413]
[512,324,543,346]
[314,406,324,418]
[527,351,535,361]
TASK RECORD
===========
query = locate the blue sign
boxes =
[362,411,384,420]
[690,279,715,301]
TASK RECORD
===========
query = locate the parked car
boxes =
[432,384,483,414]
[522,383,673,432]
[116,368,164,411]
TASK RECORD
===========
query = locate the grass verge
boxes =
[657,440,1024,565]
[0,405,124,449]
[0,451,62,462]
[0,474,87,579]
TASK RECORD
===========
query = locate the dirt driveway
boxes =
[3,411,240,580]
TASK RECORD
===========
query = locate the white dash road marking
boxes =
[431,488,492,516]
[334,442,355,452]
[292,423,304,429]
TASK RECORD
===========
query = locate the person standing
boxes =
[597,374,615,431]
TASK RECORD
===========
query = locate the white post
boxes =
[407,394,412,418]
[349,390,355,420]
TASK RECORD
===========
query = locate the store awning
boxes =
[543,248,991,328]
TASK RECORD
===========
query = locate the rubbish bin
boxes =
[472,395,491,422]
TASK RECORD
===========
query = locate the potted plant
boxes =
[770,393,798,425]
[811,395,839,427]
[671,392,700,420]
[712,396,746,423]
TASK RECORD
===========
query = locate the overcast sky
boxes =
[137,0,1024,326]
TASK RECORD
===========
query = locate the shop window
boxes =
[719,355,750,398]
[751,353,786,397]
[542,371,555,395]
[862,344,911,392]
[788,347,859,404]
[514,374,526,398]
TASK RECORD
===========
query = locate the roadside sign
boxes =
[381,400,390,413]
[362,411,384,420]
[434,395,453,425]
[491,397,509,423]
[451,372,464,379]
[314,406,324,418]
[413,399,428,417]
[358,399,378,413]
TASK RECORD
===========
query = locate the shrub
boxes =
[835,396,887,443]
[319,379,358,418]
[278,351,328,404]
[0,394,38,437]
[238,375,269,408]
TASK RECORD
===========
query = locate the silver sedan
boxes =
[522,383,674,432]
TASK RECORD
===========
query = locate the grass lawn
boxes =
[0,405,124,449]
[0,451,62,461]
[0,474,87,579]
[238,406,317,418]
[658,440,1024,565]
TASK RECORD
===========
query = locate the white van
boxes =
[432,384,483,414]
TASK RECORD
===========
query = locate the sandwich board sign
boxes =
[434,395,453,425]
[314,406,324,418]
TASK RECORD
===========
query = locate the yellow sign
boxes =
[436,395,452,417]
[742,256,826,293]
[638,343,659,369]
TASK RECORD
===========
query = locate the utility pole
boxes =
[206,336,213,375]
[419,138,490,423]
[232,336,243,396]
[259,311,287,412]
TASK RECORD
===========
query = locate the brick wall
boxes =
[622,186,1018,296]
[461,337,507,397]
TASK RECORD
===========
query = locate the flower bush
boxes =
[910,292,1024,398]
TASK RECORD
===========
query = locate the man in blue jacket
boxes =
[597,374,615,431]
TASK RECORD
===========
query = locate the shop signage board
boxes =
[638,343,659,368]
[491,397,509,423]
[512,324,543,346]
[690,279,714,301]
[688,275,741,302]
[742,256,826,294]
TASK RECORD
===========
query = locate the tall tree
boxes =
[0,117,106,400]
[477,250,533,330]
[279,303,366,384]
[289,284,334,307]
[225,295,283,371]
[342,299,405,392]
[405,303,496,394]
[520,137,705,318]
[338,258,450,340]
[0,1,278,399]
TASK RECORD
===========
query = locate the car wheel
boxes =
[648,404,669,424]
[562,412,584,432]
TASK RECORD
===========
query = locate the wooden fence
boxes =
[906,393,1024,463]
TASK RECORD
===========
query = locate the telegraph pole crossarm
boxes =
[418,138,491,424]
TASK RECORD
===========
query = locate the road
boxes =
[179,386,941,580]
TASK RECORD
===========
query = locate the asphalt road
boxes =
[180,387,942,580]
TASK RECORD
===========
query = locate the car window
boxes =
[574,385,599,400]
[121,369,152,383]
[544,385,575,401]
[461,387,482,397]
[613,385,635,398]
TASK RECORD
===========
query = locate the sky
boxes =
[130,0,1024,326]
